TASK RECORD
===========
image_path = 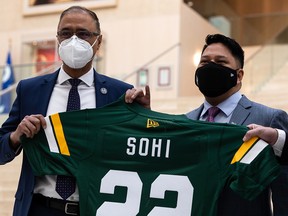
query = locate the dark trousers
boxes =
[271,165,288,216]
[217,187,272,216]
[28,194,79,216]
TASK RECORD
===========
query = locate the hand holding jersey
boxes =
[22,96,280,216]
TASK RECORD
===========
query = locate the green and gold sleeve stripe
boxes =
[44,114,70,156]
[231,137,268,164]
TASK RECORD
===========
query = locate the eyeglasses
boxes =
[57,30,100,40]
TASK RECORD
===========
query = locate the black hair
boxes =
[202,34,244,68]
[59,6,101,34]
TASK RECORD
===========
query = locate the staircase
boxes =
[248,61,288,111]
[153,65,288,115]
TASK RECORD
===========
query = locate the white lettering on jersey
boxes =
[126,137,171,158]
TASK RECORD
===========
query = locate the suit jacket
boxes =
[0,69,133,216]
[186,95,288,216]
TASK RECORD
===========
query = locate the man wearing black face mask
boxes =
[195,61,238,97]
[187,34,288,216]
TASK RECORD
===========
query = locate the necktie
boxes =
[56,78,81,200]
[206,107,220,122]
[66,79,81,111]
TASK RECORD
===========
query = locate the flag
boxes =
[0,51,15,114]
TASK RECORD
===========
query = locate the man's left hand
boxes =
[243,124,278,146]
[125,85,151,109]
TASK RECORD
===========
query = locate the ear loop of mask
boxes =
[91,36,99,48]
[88,36,99,62]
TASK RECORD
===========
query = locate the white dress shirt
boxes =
[34,66,96,201]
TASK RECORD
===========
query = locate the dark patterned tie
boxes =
[56,78,81,200]
[206,107,220,122]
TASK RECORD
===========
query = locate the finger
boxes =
[127,88,135,96]
[127,88,144,103]
[246,124,254,130]
[243,126,261,142]
[22,115,43,137]
[242,131,252,142]
[145,85,151,99]
[24,120,38,137]
[34,114,47,129]
[19,119,34,138]
[132,89,144,99]
[29,116,42,133]
[247,123,261,130]
[125,88,137,102]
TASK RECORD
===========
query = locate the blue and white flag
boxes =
[0,51,15,114]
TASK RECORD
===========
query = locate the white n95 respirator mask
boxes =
[58,35,98,69]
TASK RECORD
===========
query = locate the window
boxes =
[137,69,148,87]
[158,67,171,86]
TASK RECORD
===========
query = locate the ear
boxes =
[237,69,244,83]
[96,34,102,50]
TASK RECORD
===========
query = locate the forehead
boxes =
[58,11,96,31]
[201,43,232,59]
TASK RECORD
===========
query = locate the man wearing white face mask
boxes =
[58,34,99,69]
[0,6,150,216]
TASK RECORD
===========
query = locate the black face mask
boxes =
[195,62,238,97]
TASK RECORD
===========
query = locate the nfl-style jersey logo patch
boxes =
[146,119,159,128]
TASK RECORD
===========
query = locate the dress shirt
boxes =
[199,91,285,157]
[33,66,96,201]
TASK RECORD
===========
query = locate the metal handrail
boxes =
[0,61,62,96]
[121,43,181,81]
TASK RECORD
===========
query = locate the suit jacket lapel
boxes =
[94,70,108,108]
[186,105,204,120]
[39,70,108,112]
[37,71,59,116]
[229,95,251,125]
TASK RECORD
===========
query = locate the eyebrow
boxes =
[201,53,228,58]
[58,27,90,32]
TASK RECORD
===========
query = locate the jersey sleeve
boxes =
[22,114,81,177]
[229,137,280,200]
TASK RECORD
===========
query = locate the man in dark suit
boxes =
[186,34,288,216]
[0,6,149,216]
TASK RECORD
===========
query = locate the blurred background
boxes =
[1,0,288,215]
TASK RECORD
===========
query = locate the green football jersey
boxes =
[22,96,280,216]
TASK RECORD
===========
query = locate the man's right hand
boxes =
[10,114,46,150]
